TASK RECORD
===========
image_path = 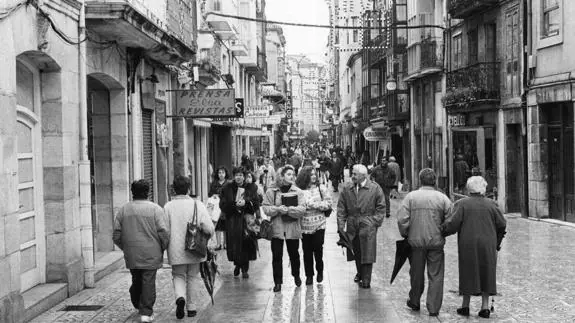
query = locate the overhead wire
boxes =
[204,12,446,30]
[0,0,27,20]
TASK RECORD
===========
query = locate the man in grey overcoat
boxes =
[397,168,452,317]
[337,164,386,288]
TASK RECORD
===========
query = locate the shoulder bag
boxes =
[185,201,208,257]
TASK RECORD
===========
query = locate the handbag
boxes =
[185,201,208,257]
[258,219,273,240]
[318,186,333,217]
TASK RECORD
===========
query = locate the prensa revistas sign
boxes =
[173,89,236,118]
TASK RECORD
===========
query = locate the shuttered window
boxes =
[142,109,154,200]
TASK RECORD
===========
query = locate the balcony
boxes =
[445,62,500,110]
[245,47,267,82]
[230,39,248,56]
[405,37,443,81]
[206,13,238,40]
[448,0,499,19]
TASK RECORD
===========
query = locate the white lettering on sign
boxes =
[448,115,466,127]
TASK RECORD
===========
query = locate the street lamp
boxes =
[386,75,397,91]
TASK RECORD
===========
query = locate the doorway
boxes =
[506,124,524,213]
[546,103,575,222]
[87,77,113,252]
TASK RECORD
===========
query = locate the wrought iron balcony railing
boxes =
[445,62,500,108]
[448,0,498,19]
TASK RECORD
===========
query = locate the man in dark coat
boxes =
[397,169,452,317]
[337,164,386,288]
[317,150,331,185]
[370,157,396,218]
[329,152,344,192]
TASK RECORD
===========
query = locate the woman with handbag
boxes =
[208,166,230,250]
[164,176,214,319]
[262,165,306,292]
[219,167,259,278]
[295,166,332,286]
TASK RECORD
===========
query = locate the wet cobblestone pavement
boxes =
[32,184,575,322]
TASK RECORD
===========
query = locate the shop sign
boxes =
[363,126,389,141]
[245,105,270,118]
[173,89,239,118]
[265,115,282,125]
[448,114,466,127]
[286,102,293,119]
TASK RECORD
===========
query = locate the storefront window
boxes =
[452,127,497,197]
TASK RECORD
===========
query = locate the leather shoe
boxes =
[233,266,240,277]
[273,284,281,292]
[294,276,302,287]
[242,272,249,279]
[429,312,439,317]
[175,297,185,319]
[317,273,323,283]
[406,299,420,311]
[187,310,197,317]
[456,307,470,316]
[360,282,371,289]
[305,277,313,285]
[353,273,361,283]
[478,309,490,318]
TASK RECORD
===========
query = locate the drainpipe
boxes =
[78,0,95,288]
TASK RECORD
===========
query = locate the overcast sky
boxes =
[265,0,330,62]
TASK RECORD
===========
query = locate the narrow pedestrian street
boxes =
[31,184,575,323]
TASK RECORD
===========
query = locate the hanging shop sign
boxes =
[285,102,293,120]
[172,89,241,118]
[363,126,389,141]
[245,105,270,118]
[265,115,282,125]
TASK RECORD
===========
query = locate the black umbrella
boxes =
[200,250,219,305]
[336,230,354,256]
[390,239,411,284]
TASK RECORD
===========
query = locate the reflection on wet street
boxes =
[31,190,575,322]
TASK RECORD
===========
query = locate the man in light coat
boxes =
[397,168,453,317]
[164,175,214,319]
[113,179,169,323]
[337,164,386,288]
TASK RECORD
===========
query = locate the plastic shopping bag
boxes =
[205,196,221,223]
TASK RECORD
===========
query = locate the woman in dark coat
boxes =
[219,167,259,278]
[443,176,507,319]
[208,166,229,250]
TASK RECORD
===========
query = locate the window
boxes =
[213,0,221,11]
[352,17,359,43]
[452,34,462,70]
[485,24,496,62]
[506,9,520,96]
[346,19,350,45]
[543,0,560,37]
[370,69,379,99]
[468,29,478,65]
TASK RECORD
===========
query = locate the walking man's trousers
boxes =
[408,248,445,314]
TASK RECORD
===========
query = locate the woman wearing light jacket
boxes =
[262,165,306,292]
[295,166,332,286]
[164,175,214,319]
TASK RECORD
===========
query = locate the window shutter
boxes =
[142,109,154,201]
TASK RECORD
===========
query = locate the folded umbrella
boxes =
[390,239,411,284]
[336,230,354,256]
[200,250,220,305]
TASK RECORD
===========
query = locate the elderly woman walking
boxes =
[295,166,332,285]
[443,176,507,319]
[219,167,260,278]
[164,176,214,319]
[262,165,306,292]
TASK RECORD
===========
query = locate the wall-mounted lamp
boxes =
[386,76,397,91]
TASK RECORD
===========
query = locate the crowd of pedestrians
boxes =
[111,142,507,322]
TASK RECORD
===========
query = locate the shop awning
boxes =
[193,119,211,128]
